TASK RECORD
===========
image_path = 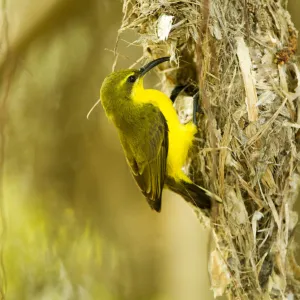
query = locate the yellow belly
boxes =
[132,86,197,182]
[167,121,197,181]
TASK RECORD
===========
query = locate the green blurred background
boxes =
[0,1,299,299]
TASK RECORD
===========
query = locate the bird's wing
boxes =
[119,104,169,212]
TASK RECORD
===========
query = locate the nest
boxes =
[119,0,300,298]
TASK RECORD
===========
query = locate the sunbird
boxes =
[100,57,219,215]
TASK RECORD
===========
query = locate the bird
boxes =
[99,57,220,215]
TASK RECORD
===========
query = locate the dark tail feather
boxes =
[165,176,213,214]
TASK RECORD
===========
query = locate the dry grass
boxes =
[119,0,300,298]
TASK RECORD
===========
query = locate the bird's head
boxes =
[100,57,170,116]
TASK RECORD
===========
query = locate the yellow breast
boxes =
[132,83,197,182]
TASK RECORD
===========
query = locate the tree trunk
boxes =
[121,0,300,298]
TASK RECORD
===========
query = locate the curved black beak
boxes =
[139,57,170,77]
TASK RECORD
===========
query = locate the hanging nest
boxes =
[119,0,300,298]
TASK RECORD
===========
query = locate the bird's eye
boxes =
[127,75,136,83]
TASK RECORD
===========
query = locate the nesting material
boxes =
[157,14,174,41]
[120,0,300,298]
[236,36,258,122]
